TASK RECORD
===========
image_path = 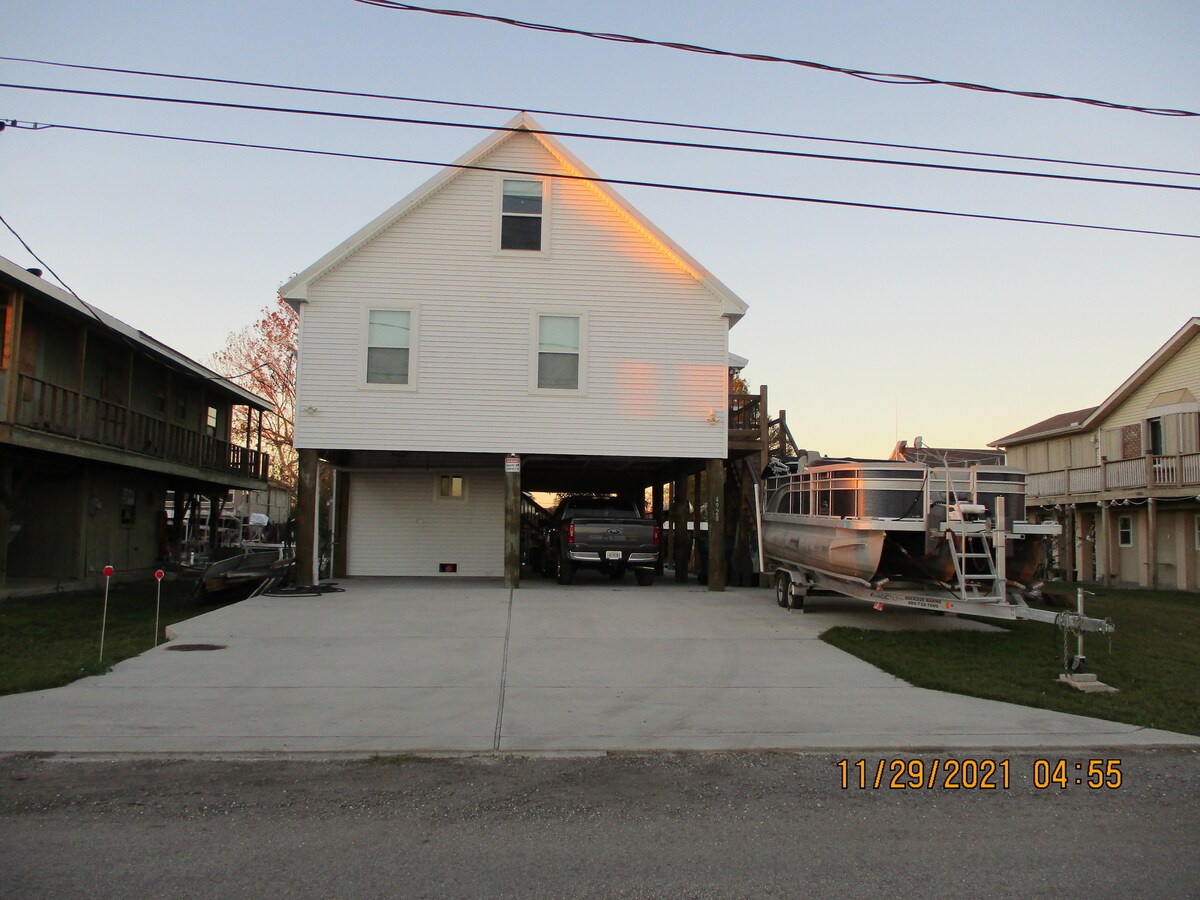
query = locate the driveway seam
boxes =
[494,588,514,750]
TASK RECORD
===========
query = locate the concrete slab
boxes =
[0,577,1194,756]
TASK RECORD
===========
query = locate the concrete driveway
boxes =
[0,577,1194,755]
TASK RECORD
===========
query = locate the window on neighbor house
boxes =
[1195,515,1200,551]
[437,475,465,501]
[1148,417,1164,456]
[500,179,543,251]
[1118,515,1133,547]
[366,309,411,384]
[119,487,136,526]
[205,406,218,436]
[537,315,580,390]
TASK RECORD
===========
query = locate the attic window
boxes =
[501,179,543,251]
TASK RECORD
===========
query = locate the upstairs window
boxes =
[205,406,218,436]
[537,315,580,390]
[501,179,543,251]
[366,309,411,384]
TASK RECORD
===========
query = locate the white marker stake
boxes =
[153,569,165,646]
[99,565,114,663]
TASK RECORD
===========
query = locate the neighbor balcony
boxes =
[8,374,268,482]
[1026,452,1200,501]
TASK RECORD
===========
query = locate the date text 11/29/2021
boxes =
[836,758,1123,790]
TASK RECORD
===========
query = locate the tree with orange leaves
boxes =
[211,295,299,488]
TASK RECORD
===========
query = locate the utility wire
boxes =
[0,208,272,390]
[4,82,1198,193]
[6,118,1197,240]
[0,211,105,326]
[1,55,1194,179]
[353,1,1200,118]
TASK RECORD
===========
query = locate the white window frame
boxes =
[1117,514,1133,548]
[495,175,551,256]
[434,474,468,503]
[360,304,419,391]
[529,309,587,394]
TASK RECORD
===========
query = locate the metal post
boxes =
[1076,587,1086,664]
[153,568,164,646]
[994,496,1007,595]
[99,564,113,662]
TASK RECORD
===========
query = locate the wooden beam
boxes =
[504,456,520,589]
[672,474,689,582]
[652,481,664,575]
[294,448,318,587]
[333,470,350,578]
[707,458,726,591]
[1147,498,1157,589]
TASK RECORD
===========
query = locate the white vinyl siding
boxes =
[294,131,729,459]
[346,470,503,576]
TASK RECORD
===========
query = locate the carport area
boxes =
[0,578,1194,755]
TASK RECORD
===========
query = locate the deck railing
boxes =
[1027,452,1200,499]
[11,374,268,481]
[727,392,762,441]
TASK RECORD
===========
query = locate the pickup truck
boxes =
[541,496,660,586]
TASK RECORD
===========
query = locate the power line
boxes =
[1,55,1194,179]
[353,1,1200,118]
[5,81,1198,194]
[0,210,89,304]
[6,118,1197,240]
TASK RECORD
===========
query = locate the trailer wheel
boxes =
[788,588,806,612]
[775,572,791,608]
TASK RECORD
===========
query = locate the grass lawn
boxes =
[820,584,1200,737]
[0,575,240,696]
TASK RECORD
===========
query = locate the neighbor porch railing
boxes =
[11,374,268,481]
[1026,452,1200,499]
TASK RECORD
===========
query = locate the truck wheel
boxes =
[556,556,574,585]
[635,570,654,586]
[775,572,791,608]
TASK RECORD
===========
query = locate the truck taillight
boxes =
[567,522,575,546]
[653,524,661,546]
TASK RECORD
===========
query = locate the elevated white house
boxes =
[281,113,751,585]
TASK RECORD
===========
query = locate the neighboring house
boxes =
[991,317,1200,589]
[0,256,271,588]
[281,113,762,586]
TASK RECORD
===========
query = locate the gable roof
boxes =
[279,113,748,323]
[0,255,272,411]
[990,317,1200,447]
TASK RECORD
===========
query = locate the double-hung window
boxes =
[501,179,544,251]
[366,309,411,385]
[1117,515,1133,548]
[537,314,580,390]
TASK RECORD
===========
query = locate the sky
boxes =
[2,1,1197,458]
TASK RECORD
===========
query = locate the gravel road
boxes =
[2,749,1197,898]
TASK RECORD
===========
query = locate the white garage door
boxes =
[346,470,504,576]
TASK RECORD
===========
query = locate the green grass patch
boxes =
[820,584,1200,736]
[0,575,241,696]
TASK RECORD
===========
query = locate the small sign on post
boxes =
[504,455,521,473]
[153,569,165,646]
[99,565,114,663]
